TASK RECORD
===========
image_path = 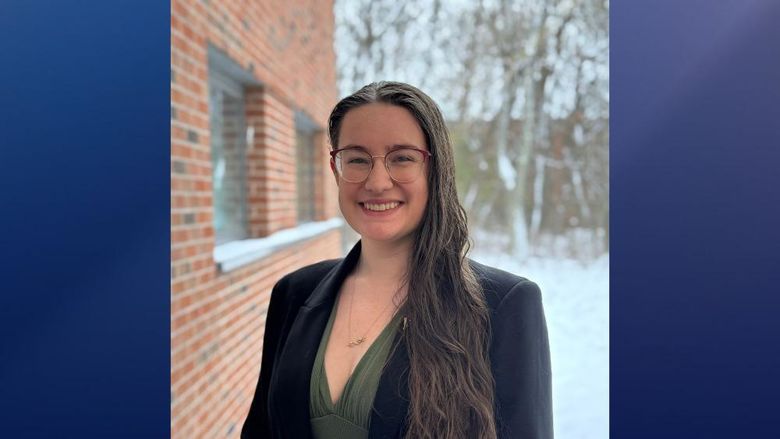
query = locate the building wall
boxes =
[171,0,340,437]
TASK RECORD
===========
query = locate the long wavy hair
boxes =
[328,81,496,439]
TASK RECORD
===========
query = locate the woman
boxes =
[242,82,552,439]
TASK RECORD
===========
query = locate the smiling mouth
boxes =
[360,202,401,212]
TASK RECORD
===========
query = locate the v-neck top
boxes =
[309,296,403,439]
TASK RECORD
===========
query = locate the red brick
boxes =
[170,1,341,436]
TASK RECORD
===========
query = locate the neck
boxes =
[355,238,413,286]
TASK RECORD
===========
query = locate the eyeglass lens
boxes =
[335,148,425,183]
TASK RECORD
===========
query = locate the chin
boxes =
[359,228,415,245]
[360,230,402,242]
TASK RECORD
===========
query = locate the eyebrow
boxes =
[341,143,423,151]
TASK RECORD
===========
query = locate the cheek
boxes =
[337,186,349,207]
[411,183,429,215]
[337,183,358,207]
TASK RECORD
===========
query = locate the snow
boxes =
[471,247,609,439]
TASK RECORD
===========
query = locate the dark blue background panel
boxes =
[0,1,169,437]
[612,1,780,438]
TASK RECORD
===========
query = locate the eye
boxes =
[391,151,419,163]
[337,149,371,165]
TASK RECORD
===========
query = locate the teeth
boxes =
[364,202,400,211]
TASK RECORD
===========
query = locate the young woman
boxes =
[241,82,552,439]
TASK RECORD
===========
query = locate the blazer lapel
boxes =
[369,268,454,437]
[368,329,410,438]
[270,242,361,438]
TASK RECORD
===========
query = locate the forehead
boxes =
[338,103,427,151]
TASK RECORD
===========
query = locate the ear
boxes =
[329,159,340,185]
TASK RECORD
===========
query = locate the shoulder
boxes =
[472,262,552,438]
[264,258,342,327]
[275,258,341,292]
[468,259,542,312]
[268,259,341,313]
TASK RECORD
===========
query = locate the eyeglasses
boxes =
[330,147,432,183]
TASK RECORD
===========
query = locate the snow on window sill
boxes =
[213,218,344,273]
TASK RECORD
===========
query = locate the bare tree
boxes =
[334,0,609,260]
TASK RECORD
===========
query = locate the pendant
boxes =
[348,337,365,347]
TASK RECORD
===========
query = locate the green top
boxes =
[309,298,403,439]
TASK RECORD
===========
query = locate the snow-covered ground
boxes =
[471,248,609,439]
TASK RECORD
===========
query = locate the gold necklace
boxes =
[347,278,400,348]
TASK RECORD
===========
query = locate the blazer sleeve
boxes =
[241,276,290,439]
[491,280,553,439]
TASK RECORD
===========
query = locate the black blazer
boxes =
[241,242,553,438]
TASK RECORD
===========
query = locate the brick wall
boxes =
[171,0,341,437]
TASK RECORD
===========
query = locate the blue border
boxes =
[612,1,780,437]
[0,2,169,436]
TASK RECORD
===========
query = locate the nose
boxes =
[363,156,394,192]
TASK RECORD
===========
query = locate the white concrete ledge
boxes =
[213,218,344,272]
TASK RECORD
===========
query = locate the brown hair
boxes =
[328,81,496,439]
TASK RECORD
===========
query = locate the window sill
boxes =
[213,218,344,273]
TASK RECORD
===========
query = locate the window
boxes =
[295,111,318,224]
[208,63,249,244]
